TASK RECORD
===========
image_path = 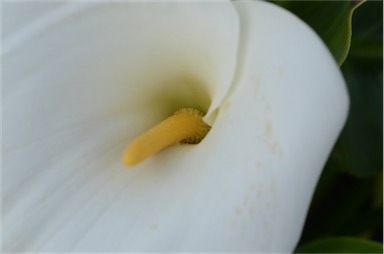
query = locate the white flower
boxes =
[3,1,348,252]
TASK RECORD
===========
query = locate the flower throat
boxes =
[123,108,211,166]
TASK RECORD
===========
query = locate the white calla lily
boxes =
[3,1,348,252]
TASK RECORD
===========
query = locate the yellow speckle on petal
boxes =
[123,108,210,166]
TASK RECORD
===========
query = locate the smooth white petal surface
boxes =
[3,2,239,251]
[2,1,349,252]
[187,1,348,251]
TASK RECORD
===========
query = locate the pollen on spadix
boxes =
[123,108,211,166]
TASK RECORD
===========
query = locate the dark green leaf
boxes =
[299,167,383,243]
[335,0,383,177]
[335,62,383,177]
[295,237,383,253]
[270,0,365,65]
[348,0,383,62]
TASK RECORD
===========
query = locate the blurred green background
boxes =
[270,1,383,252]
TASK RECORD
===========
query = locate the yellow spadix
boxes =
[123,108,211,166]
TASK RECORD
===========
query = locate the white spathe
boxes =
[3,1,348,252]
